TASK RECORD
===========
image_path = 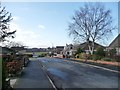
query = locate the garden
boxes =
[2,52,30,89]
[74,47,120,66]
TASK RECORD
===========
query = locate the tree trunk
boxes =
[91,41,95,55]
[88,41,95,55]
[88,45,91,54]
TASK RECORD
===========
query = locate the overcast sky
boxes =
[2,1,118,48]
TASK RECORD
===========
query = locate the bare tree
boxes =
[0,3,16,42]
[68,3,116,55]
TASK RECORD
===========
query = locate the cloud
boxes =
[9,22,43,47]
[38,24,45,30]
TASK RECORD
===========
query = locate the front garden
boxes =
[74,47,120,67]
[2,52,30,89]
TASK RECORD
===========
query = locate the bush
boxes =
[114,55,120,62]
[87,54,93,60]
[108,48,117,59]
[80,53,89,60]
[75,54,79,58]
[102,57,112,61]
[95,47,105,57]
[75,54,78,58]
[38,53,47,57]
[92,54,102,61]
[27,54,33,57]
[75,48,84,55]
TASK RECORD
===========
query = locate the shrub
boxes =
[108,48,117,59]
[95,47,105,58]
[92,54,102,61]
[76,53,82,58]
[87,54,93,60]
[114,55,120,62]
[80,53,89,60]
[27,54,33,57]
[76,53,92,60]
[38,53,47,57]
[75,54,79,58]
[75,48,84,55]
[102,57,112,61]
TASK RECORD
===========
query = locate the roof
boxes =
[109,34,120,48]
[56,46,64,49]
[75,41,105,50]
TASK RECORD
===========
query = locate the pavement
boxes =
[13,59,54,89]
[38,57,119,89]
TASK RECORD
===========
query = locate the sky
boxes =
[2,1,118,48]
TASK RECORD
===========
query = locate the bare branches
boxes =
[68,3,116,54]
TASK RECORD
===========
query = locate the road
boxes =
[38,57,119,89]
[13,59,54,89]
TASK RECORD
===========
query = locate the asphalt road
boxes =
[13,59,54,89]
[38,57,119,89]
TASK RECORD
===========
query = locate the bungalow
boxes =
[77,41,105,54]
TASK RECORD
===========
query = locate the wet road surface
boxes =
[38,57,119,89]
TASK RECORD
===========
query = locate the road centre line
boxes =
[38,60,58,90]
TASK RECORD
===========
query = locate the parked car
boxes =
[33,55,38,58]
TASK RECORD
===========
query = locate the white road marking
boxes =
[46,73,58,90]
[38,60,58,90]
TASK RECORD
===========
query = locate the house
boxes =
[62,44,76,57]
[26,48,48,52]
[47,47,56,53]
[77,41,105,54]
[63,42,105,57]
[55,46,64,54]
[108,34,120,55]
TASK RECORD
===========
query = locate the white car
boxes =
[33,54,38,58]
